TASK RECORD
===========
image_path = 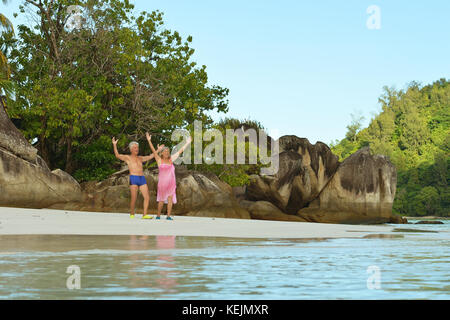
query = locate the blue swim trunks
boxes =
[129,175,147,186]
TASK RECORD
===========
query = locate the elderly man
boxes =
[112,137,163,219]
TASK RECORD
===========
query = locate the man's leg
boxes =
[139,184,150,217]
[130,185,138,216]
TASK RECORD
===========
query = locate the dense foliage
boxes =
[331,80,449,217]
[185,117,268,187]
[2,0,228,180]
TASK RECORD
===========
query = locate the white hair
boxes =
[129,141,139,149]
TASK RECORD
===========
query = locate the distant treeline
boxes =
[331,79,449,217]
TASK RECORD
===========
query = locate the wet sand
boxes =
[0,207,394,239]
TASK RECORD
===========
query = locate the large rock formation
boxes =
[297,147,402,224]
[245,136,403,224]
[0,97,37,162]
[246,135,340,213]
[57,135,402,224]
[50,166,251,219]
[1,97,403,224]
[0,99,81,208]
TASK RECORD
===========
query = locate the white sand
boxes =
[0,207,394,239]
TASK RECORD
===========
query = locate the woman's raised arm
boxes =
[146,132,161,165]
[171,136,192,162]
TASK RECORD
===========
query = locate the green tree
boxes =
[399,106,429,152]
[345,112,365,142]
[412,186,440,216]
[185,117,268,187]
[4,0,228,179]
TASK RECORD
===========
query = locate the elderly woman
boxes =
[146,132,192,220]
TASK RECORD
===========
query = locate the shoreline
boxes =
[403,216,449,220]
[0,207,395,239]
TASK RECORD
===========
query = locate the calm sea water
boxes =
[0,220,448,300]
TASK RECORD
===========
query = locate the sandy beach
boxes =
[0,207,394,239]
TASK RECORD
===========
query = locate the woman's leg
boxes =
[167,196,173,217]
[157,201,164,217]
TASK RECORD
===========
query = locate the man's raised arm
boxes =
[112,137,128,161]
[141,144,164,162]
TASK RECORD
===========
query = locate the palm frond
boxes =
[0,51,11,79]
[0,13,13,33]
[0,78,14,100]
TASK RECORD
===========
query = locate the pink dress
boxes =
[157,161,177,204]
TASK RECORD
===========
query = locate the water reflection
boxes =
[0,230,448,299]
[124,235,179,294]
[127,235,150,290]
[155,236,178,292]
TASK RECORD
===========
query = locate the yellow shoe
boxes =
[142,215,153,219]
[130,214,135,219]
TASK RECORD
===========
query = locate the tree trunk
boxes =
[65,137,74,174]
[38,135,51,168]
[0,95,7,113]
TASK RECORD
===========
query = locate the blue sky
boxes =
[2,0,449,144]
